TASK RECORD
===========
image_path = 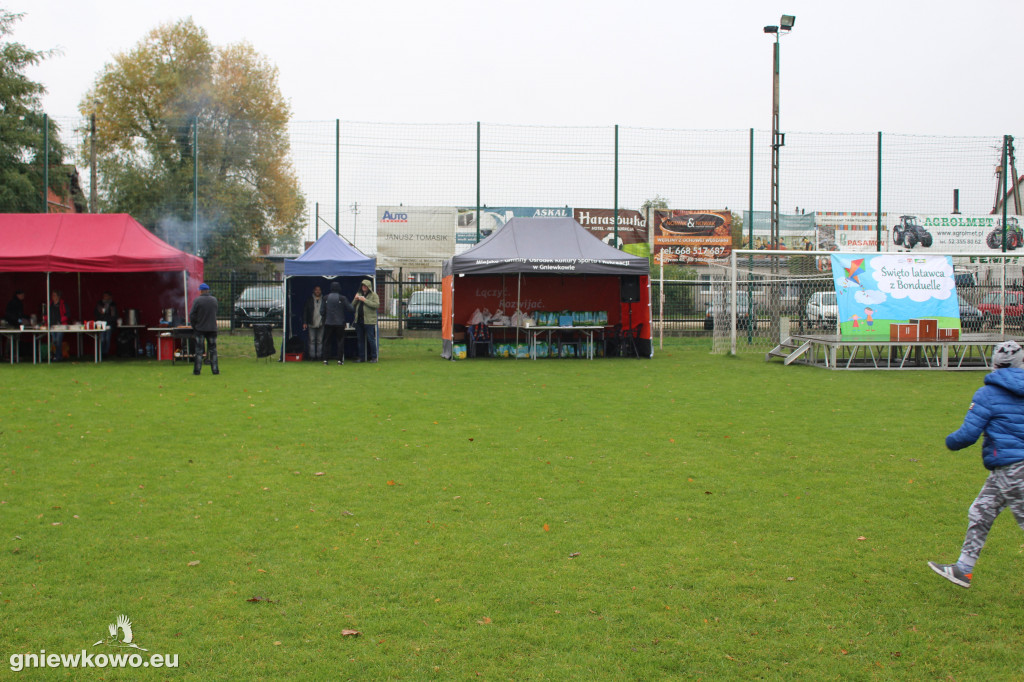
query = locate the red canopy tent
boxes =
[0,214,203,356]
[441,218,652,358]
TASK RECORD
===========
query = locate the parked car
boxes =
[405,289,442,330]
[977,290,1024,328]
[958,295,983,332]
[704,292,759,331]
[805,291,838,330]
[892,215,933,248]
[232,286,285,328]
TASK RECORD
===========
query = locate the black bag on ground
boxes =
[253,324,276,358]
[285,335,303,353]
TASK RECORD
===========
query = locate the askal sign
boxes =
[830,253,959,339]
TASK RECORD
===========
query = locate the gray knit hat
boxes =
[992,340,1023,369]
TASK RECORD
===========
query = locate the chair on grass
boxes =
[467,323,493,358]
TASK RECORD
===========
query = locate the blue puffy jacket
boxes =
[946,367,1024,470]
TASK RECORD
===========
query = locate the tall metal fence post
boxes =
[335,119,340,235]
[476,122,481,243]
[42,113,49,213]
[89,112,98,213]
[614,124,619,248]
[876,131,882,252]
[1003,134,1010,253]
[748,128,754,344]
[193,116,199,255]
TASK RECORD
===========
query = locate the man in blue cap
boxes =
[189,283,219,375]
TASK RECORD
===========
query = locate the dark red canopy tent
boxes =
[0,214,203,351]
[441,217,652,358]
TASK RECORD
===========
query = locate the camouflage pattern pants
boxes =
[961,459,1024,563]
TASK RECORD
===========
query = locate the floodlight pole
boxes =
[770,30,780,255]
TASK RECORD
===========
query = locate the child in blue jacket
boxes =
[930,340,1024,588]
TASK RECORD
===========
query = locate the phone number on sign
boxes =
[662,245,727,257]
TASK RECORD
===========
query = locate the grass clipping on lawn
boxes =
[0,336,1016,679]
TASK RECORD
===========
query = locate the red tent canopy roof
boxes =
[0,213,203,274]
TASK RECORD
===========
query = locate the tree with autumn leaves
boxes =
[0,10,72,212]
[81,18,305,275]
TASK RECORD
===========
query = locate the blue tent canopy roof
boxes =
[284,231,375,277]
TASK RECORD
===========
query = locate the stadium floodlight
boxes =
[780,14,796,30]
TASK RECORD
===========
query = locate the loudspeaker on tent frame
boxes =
[620,276,640,303]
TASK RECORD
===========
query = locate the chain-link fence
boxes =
[31,116,1024,337]
[709,252,1024,354]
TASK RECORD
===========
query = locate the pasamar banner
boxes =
[652,209,732,264]
[573,208,650,258]
[376,206,457,265]
[830,253,959,339]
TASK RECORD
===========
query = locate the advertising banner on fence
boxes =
[573,208,650,258]
[887,214,1023,253]
[830,253,958,339]
[740,211,816,250]
[377,206,457,266]
[815,212,887,253]
[455,207,570,247]
[652,209,732,264]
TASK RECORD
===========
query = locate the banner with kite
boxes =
[830,253,959,339]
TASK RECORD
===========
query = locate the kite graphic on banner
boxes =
[830,253,959,338]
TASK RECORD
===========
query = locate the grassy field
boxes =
[2,335,1023,680]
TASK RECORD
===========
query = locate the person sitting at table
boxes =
[48,290,69,362]
[94,291,118,357]
[4,289,25,327]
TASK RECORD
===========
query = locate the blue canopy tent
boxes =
[282,231,376,360]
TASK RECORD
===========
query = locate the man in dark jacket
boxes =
[929,340,1024,588]
[322,281,352,366]
[189,283,219,375]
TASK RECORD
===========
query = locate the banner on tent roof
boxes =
[376,206,456,265]
[652,209,732,264]
[573,208,650,258]
[830,253,959,339]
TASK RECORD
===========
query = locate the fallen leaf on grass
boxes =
[341,510,354,516]
[187,560,200,567]
[857,536,866,541]
[543,524,550,532]
[568,552,581,558]
[314,472,325,476]
[341,629,360,637]
[257,568,267,573]
[477,617,492,625]
[785,577,795,581]
[273,641,282,646]
[246,596,275,603]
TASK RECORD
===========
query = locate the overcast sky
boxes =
[8,0,1023,136]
